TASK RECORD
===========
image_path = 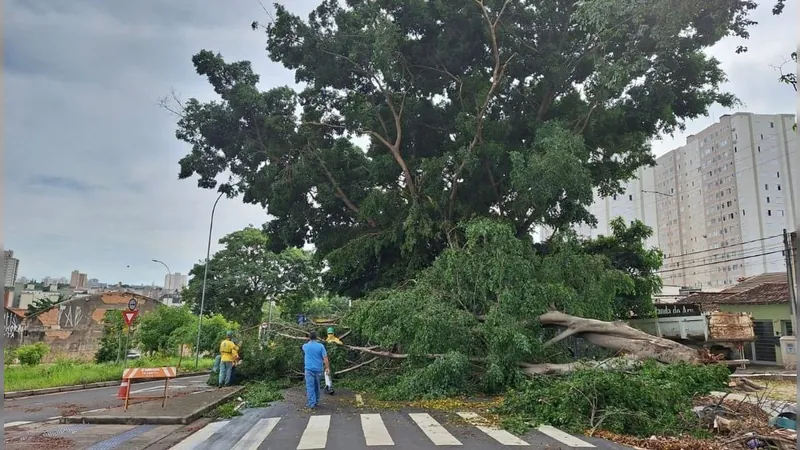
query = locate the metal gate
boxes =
[752,320,777,362]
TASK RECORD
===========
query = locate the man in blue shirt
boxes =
[301,331,330,408]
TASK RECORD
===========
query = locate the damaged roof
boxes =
[678,279,790,310]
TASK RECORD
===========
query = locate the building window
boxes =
[758,146,761,152]
[767,210,772,216]
[770,122,775,128]
[765,184,769,190]
[613,195,617,200]
[777,171,780,178]
[629,194,633,201]
[742,209,745,216]
[782,320,794,336]
[778,184,782,191]
[760,134,764,139]
[767,197,770,203]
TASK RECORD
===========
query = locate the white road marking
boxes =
[456,412,528,446]
[297,415,331,449]
[408,413,462,446]
[537,425,596,447]
[170,420,229,450]
[230,417,280,450]
[4,421,31,428]
[361,414,395,446]
[130,385,185,394]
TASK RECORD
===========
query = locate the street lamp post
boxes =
[151,259,171,292]
[195,191,225,369]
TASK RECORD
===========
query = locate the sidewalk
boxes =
[710,391,796,418]
[61,386,243,425]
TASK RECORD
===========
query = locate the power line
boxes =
[661,234,783,260]
[663,242,785,267]
[657,248,791,275]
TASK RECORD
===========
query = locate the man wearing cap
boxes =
[218,331,239,387]
[301,331,330,408]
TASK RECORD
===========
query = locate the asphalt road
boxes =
[170,402,630,449]
[3,375,210,425]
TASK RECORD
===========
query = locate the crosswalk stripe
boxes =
[361,414,395,446]
[230,417,281,450]
[297,415,331,450]
[456,412,529,446]
[408,413,462,446]
[537,425,596,448]
[170,420,229,450]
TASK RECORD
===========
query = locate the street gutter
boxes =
[4,371,211,399]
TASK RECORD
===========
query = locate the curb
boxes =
[730,373,797,381]
[4,371,211,399]
[60,386,244,425]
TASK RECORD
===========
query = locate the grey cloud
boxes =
[26,175,101,193]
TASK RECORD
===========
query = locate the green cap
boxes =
[327,327,335,334]
[226,330,233,337]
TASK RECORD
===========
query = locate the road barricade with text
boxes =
[117,366,177,410]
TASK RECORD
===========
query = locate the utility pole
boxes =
[783,229,797,335]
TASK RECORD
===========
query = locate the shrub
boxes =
[494,361,730,437]
[16,343,50,366]
[4,348,17,365]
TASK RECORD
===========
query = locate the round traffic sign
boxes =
[128,298,138,311]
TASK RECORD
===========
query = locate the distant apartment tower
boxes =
[70,270,88,288]
[538,113,798,290]
[538,166,661,250]
[164,273,188,292]
[4,251,20,288]
[655,113,798,288]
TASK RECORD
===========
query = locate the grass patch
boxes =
[242,379,292,407]
[4,356,214,392]
[205,400,242,419]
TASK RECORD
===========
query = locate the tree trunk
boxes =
[538,311,702,365]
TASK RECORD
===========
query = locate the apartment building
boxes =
[657,113,797,288]
[4,251,20,288]
[70,270,88,288]
[164,273,188,292]
[541,113,798,289]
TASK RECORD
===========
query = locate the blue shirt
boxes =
[302,340,327,371]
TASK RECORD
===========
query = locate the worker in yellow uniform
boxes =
[218,331,239,387]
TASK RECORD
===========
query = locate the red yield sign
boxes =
[122,309,139,326]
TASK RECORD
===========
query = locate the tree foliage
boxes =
[26,296,60,316]
[171,313,240,355]
[182,226,321,326]
[95,310,134,363]
[581,218,663,318]
[138,305,196,354]
[173,0,757,298]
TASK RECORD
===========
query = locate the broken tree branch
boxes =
[539,311,702,365]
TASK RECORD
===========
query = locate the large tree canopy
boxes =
[182,226,321,326]
[173,0,755,298]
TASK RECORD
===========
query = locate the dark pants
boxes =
[304,369,322,407]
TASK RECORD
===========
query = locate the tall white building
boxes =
[164,273,188,292]
[540,113,798,290]
[656,113,798,288]
[4,250,19,288]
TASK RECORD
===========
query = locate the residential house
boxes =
[678,272,794,365]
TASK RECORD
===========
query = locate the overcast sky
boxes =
[4,0,796,285]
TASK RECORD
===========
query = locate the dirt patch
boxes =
[23,406,43,413]
[4,434,74,450]
[760,379,798,402]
